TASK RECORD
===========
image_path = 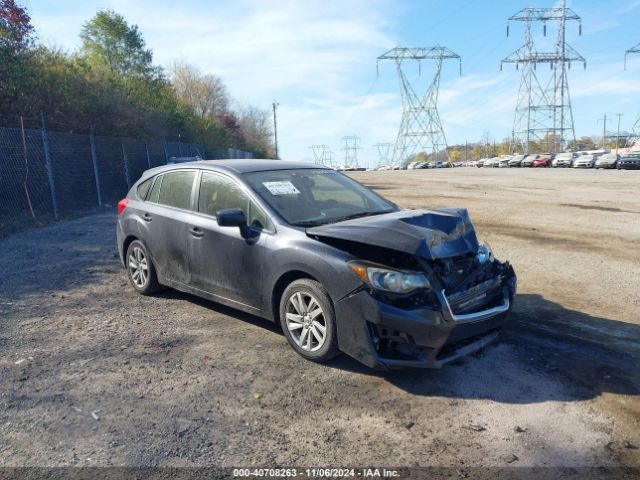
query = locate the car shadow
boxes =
[160,288,640,404]
[325,292,640,403]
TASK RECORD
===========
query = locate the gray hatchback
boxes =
[117,160,516,369]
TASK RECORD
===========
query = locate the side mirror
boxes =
[216,208,250,237]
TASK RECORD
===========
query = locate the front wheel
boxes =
[279,279,339,363]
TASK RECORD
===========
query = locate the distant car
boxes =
[476,158,488,168]
[467,160,479,167]
[533,154,554,168]
[617,153,640,170]
[485,157,499,168]
[521,155,540,167]
[573,154,596,168]
[498,157,511,168]
[508,155,526,167]
[595,153,619,169]
[552,153,575,168]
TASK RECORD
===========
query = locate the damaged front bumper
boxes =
[334,261,517,369]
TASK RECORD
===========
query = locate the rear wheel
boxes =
[279,279,339,362]
[126,240,160,295]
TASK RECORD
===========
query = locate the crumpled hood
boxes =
[306,208,480,260]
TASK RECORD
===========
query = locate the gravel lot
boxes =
[0,168,638,471]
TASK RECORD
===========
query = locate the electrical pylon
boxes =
[341,136,360,170]
[373,142,392,167]
[377,45,461,166]
[501,0,585,154]
[310,144,331,166]
[625,42,640,148]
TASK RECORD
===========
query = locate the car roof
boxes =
[142,159,328,179]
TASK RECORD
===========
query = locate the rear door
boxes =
[141,170,197,285]
[187,171,271,309]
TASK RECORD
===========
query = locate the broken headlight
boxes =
[348,260,431,294]
[476,243,494,264]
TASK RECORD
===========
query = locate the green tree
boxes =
[80,10,155,78]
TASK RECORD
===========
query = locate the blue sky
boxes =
[27,0,640,165]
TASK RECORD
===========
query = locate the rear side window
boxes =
[157,171,196,210]
[147,175,163,203]
[137,178,153,199]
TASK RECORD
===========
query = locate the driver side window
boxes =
[198,172,269,230]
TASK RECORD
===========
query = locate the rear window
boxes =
[157,171,196,210]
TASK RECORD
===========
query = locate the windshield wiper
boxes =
[327,210,394,224]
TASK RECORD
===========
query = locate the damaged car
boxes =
[116,160,517,369]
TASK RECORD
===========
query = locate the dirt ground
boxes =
[0,168,638,472]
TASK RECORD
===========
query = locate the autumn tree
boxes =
[80,10,156,78]
[171,63,229,120]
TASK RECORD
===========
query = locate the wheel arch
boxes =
[271,270,320,323]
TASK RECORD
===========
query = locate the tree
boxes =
[171,63,229,120]
[0,0,33,51]
[80,10,155,78]
[238,106,273,158]
[567,136,597,151]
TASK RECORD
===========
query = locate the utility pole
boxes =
[465,140,468,162]
[615,113,623,154]
[598,114,607,148]
[502,0,585,154]
[377,45,461,166]
[272,102,279,159]
[625,43,639,148]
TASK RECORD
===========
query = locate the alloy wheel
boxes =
[128,245,149,288]
[285,291,327,352]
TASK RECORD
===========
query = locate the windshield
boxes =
[243,168,396,226]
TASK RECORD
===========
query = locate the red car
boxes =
[533,155,554,168]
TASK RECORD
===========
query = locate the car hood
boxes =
[306,209,480,260]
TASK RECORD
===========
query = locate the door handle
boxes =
[142,213,152,222]
[189,227,204,238]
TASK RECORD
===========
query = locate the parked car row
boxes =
[371,151,640,171]
[463,151,639,170]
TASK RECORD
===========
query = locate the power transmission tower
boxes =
[373,142,392,167]
[377,46,461,166]
[625,42,640,148]
[341,136,360,170]
[625,42,640,69]
[310,144,331,166]
[501,0,585,154]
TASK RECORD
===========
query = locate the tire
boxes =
[279,279,339,363]
[126,239,160,295]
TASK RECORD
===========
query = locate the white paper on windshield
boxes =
[263,181,300,195]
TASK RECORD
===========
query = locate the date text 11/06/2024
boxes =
[233,468,400,478]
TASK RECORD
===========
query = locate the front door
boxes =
[188,171,271,310]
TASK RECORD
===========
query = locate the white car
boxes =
[552,153,575,167]
[573,154,596,168]
[595,153,619,169]
[499,157,512,168]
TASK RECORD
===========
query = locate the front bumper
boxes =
[334,262,517,369]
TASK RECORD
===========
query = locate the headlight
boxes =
[348,261,430,294]
[476,243,494,264]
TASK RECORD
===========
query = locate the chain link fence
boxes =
[0,117,255,236]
